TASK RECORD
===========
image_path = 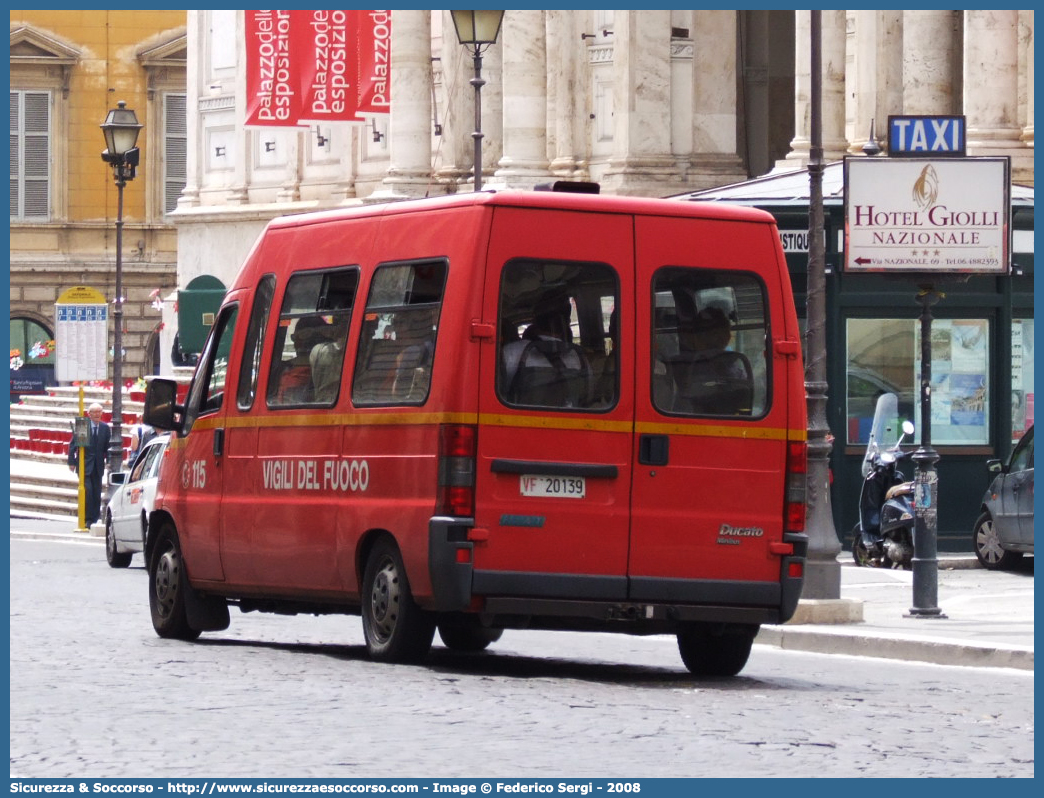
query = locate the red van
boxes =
[142,185,807,677]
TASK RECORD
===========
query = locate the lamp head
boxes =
[100,101,142,160]
[451,9,504,49]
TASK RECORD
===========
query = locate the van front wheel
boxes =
[677,624,757,677]
[148,524,201,641]
[361,539,435,663]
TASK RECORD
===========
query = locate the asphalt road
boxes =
[8,538,1034,779]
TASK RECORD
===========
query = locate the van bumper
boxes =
[428,516,477,612]
[429,520,809,626]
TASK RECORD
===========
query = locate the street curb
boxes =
[756,625,1034,671]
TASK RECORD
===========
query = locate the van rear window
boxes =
[352,260,447,406]
[651,268,769,418]
[497,259,619,412]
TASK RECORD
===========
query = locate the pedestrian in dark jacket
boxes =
[68,402,111,525]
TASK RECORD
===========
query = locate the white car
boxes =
[104,434,170,568]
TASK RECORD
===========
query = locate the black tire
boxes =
[437,614,503,652]
[361,538,435,663]
[677,624,757,677]
[105,512,132,569]
[973,512,1023,571]
[851,531,883,568]
[148,524,201,641]
[140,512,149,558]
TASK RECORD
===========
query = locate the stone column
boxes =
[779,9,848,168]
[778,9,811,168]
[1020,10,1034,153]
[688,10,745,187]
[602,10,677,196]
[821,9,848,161]
[371,9,434,200]
[964,11,1023,154]
[846,11,902,156]
[490,10,552,188]
[902,10,958,114]
[546,11,583,178]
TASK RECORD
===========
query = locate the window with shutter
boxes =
[164,93,187,214]
[10,90,50,221]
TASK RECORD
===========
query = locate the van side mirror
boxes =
[143,378,182,431]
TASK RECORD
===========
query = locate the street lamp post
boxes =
[450,9,504,191]
[100,100,142,477]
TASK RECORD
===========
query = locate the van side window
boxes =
[497,259,618,411]
[266,268,359,408]
[352,260,447,406]
[237,274,275,410]
[182,304,239,432]
[651,268,769,418]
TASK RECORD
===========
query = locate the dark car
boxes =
[973,425,1034,570]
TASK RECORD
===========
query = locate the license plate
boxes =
[520,475,586,499]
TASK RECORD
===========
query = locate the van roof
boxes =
[265,188,777,231]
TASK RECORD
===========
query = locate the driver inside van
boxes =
[675,306,753,415]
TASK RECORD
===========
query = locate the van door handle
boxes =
[213,428,224,458]
[638,434,669,466]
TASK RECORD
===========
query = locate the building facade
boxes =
[9,10,187,399]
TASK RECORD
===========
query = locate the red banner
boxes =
[356,10,391,115]
[295,9,364,123]
[245,9,390,127]
[245,10,302,126]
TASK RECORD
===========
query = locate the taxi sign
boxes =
[888,115,965,156]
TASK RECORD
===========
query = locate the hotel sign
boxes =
[843,157,1010,274]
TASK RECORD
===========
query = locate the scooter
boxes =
[852,400,916,570]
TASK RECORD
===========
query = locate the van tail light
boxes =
[785,440,807,532]
[437,424,477,517]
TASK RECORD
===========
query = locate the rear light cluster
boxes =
[785,440,807,532]
[437,424,477,517]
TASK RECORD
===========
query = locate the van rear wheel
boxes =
[437,614,503,652]
[677,624,756,677]
[148,524,201,641]
[361,538,435,663]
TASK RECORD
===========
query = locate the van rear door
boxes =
[629,214,792,596]
[473,205,635,601]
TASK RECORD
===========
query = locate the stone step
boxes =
[10,493,78,518]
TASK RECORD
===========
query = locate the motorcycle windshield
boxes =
[863,392,900,476]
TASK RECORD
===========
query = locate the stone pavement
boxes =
[10,457,1034,672]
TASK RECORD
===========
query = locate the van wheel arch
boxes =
[355,528,395,587]
[144,509,174,565]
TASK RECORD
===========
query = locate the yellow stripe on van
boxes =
[186,410,805,442]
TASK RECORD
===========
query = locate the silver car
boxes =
[973,425,1034,570]
[105,434,170,568]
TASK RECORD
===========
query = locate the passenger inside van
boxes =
[310,315,350,403]
[674,306,753,415]
[501,295,592,408]
[273,316,325,404]
[390,307,437,401]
